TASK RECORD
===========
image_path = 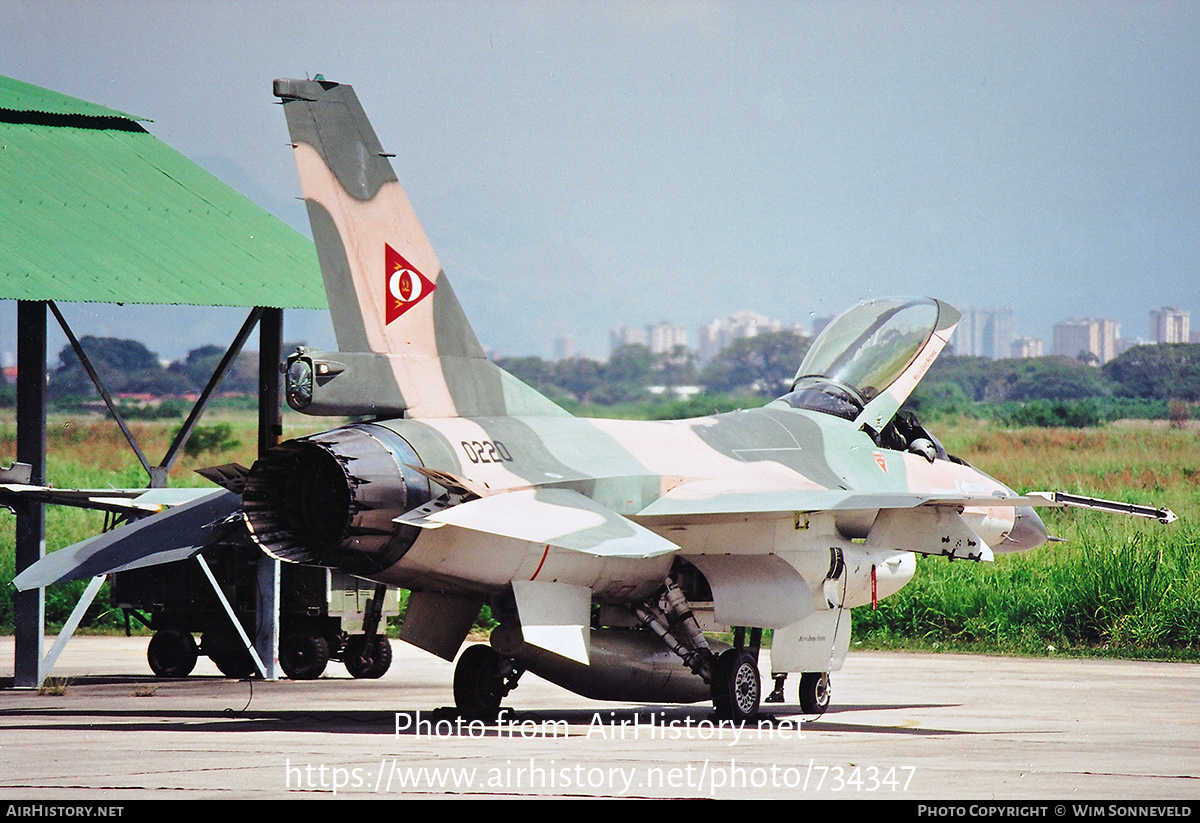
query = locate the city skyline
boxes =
[590,301,1195,366]
[3,3,1198,365]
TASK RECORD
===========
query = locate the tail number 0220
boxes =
[461,440,513,464]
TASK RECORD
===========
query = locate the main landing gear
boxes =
[636,578,764,723]
[711,648,762,723]
[453,644,524,716]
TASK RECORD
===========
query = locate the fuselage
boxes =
[258,400,1024,607]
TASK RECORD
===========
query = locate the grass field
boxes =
[853,419,1200,659]
[1,411,1196,660]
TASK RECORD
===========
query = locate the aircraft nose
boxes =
[999,505,1049,552]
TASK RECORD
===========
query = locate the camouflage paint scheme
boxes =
[13,78,1172,717]
[263,79,1038,679]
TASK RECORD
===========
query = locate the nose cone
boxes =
[998,505,1049,552]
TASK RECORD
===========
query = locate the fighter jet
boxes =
[13,78,1175,721]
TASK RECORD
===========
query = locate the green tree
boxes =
[1104,344,1200,401]
[552,356,607,404]
[1002,357,1111,401]
[606,344,655,386]
[924,356,1008,402]
[655,344,699,390]
[50,337,191,397]
[906,379,970,417]
[700,331,810,397]
[925,355,1115,404]
[168,345,258,393]
[494,355,555,392]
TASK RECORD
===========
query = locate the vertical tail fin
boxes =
[274,77,564,419]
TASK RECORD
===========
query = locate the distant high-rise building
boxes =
[1097,318,1120,364]
[1010,337,1043,359]
[552,334,575,361]
[647,321,688,356]
[1052,318,1119,364]
[957,307,1014,359]
[1150,307,1190,344]
[609,326,648,355]
[696,310,802,364]
[609,322,689,358]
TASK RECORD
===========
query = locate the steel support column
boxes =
[14,300,47,688]
[255,307,283,680]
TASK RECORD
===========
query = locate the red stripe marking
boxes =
[530,545,550,580]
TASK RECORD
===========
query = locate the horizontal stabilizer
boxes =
[12,490,240,590]
[0,483,218,515]
[400,487,679,559]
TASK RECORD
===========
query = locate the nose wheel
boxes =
[799,671,831,715]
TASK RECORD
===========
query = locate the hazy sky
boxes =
[3,0,1198,363]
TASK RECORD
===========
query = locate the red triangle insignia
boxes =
[384,244,436,325]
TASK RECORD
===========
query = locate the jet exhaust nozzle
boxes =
[242,424,431,574]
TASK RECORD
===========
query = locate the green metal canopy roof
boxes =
[0,75,325,309]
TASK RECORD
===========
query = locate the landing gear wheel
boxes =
[799,671,831,715]
[712,649,761,722]
[454,644,513,717]
[344,635,392,679]
[147,629,198,677]
[280,634,330,680]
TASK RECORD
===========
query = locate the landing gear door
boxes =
[769,609,852,674]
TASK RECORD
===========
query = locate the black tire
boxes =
[711,648,761,722]
[280,634,331,680]
[799,671,831,716]
[204,632,257,679]
[454,644,507,716]
[344,635,392,679]
[147,629,198,677]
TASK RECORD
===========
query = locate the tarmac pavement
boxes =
[1,635,1198,799]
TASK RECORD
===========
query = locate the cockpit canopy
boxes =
[778,297,960,432]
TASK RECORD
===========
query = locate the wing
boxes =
[635,482,1175,563]
[636,480,1176,523]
